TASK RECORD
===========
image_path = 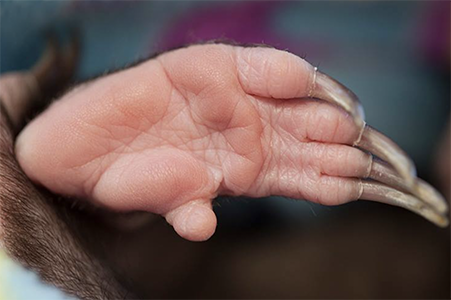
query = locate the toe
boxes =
[165,201,217,242]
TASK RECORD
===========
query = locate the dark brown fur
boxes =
[0,105,131,299]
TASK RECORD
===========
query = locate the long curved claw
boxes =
[357,125,417,188]
[312,69,448,227]
[312,71,417,187]
[369,159,448,214]
[31,34,60,88]
[360,180,449,227]
[312,70,366,130]
[32,29,80,97]
[0,73,40,131]
[0,30,79,133]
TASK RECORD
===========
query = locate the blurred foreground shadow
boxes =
[80,199,450,299]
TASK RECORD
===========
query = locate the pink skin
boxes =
[15,44,371,241]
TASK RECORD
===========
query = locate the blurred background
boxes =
[1,1,450,299]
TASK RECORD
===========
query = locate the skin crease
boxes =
[15,44,372,241]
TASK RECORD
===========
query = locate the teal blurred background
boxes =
[2,1,449,174]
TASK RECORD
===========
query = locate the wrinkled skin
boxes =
[2,39,448,300]
[16,44,385,241]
